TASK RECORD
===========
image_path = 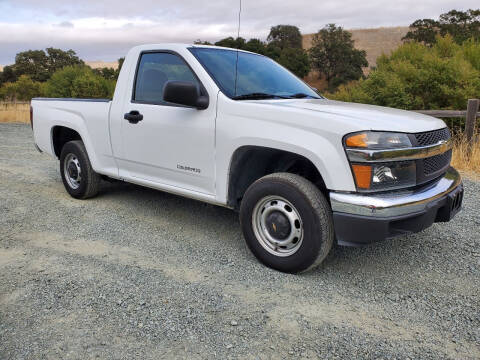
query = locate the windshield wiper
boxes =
[232,93,289,100]
[288,93,319,99]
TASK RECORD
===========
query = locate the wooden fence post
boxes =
[465,99,479,144]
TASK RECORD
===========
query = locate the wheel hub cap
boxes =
[252,196,304,257]
[68,162,78,179]
[265,211,291,240]
[63,153,82,190]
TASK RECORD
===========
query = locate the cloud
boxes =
[57,21,74,28]
[0,0,478,64]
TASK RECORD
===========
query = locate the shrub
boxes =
[0,75,45,101]
[45,66,115,98]
[329,35,480,110]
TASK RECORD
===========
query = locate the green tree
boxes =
[215,36,247,49]
[402,19,439,46]
[0,65,17,84]
[117,57,125,73]
[13,50,49,82]
[194,40,212,45]
[93,67,117,80]
[244,39,268,54]
[403,9,480,45]
[329,36,480,111]
[463,38,480,71]
[309,24,368,90]
[8,48,84,82]
[113,57,125,80]
[45,48,84,75]
[45,66,115,98]
[211,35,310,78]
[0,75,45,101]
[71,72,114,98]
[0,82,17,101]
[275,47,311,78]
[267,25,303,49]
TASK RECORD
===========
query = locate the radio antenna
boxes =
[237,0,242,39]
[234,0,242,96]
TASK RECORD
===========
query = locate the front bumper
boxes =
[330,167,463,246]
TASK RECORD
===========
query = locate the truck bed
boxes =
[31,97,116,176]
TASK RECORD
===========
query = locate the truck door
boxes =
[118,51,216,195]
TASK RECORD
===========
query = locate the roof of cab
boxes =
[129,43,259,55]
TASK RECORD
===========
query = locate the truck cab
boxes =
[31,44,463,273]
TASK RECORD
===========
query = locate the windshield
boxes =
[189,47,321,100]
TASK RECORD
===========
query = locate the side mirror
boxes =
[163,81,209,110]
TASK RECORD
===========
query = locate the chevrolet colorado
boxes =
[31,44,464,273]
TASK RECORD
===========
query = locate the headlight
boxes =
[345,131,412,149]
[351,161,416,191]
[345,131,416,192]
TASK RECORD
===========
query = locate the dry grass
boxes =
[451,134,480,178]
[303,70,328,91]
[0,102,30,123]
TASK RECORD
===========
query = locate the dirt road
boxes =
[1,123,479,359]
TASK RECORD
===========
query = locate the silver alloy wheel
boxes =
[252,195,304,257]
[64,153,82,190]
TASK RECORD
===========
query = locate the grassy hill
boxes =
[302,26,409,70]
[85,61,118,69]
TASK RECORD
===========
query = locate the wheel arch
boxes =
[51,125,83,158]
[226,145,327,209]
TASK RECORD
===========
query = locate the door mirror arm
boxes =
[195,96,209,110]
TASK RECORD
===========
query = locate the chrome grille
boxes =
[423,150,452,175]
[414,128,451,146]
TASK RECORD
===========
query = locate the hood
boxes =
[263,99,446,133]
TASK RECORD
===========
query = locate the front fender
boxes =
[216,126,356,204]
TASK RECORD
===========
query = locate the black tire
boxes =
[240,173,334,273]
[60,140,101,199]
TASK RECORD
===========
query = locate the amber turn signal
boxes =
[351,164,372,189]
[345,133,368,148]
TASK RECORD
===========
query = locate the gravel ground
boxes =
[1,123,479,360]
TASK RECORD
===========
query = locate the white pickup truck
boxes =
[31,44,463,273]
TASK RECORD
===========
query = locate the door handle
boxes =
[124,110,143,124]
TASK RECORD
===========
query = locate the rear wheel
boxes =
[240,173,333,273]
[60,140,101,199]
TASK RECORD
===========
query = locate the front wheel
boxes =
[240,173,334,273]
[60,140,101,199]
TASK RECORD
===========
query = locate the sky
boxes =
[0,0,478,65]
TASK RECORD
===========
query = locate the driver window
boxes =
[134,52,199,104]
